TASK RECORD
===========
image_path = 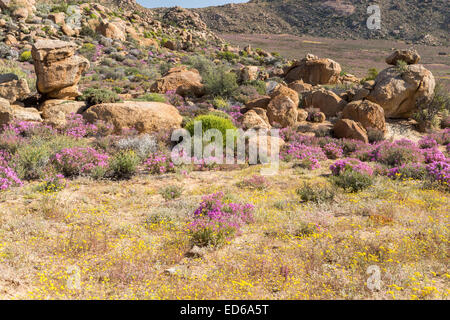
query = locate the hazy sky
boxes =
[137,1,248,9]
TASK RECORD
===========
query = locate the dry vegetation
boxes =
[1,162,448,299]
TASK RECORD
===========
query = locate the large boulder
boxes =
[0,97,41,126]
[83,101,182,134]
[97,20,126,41]
[284,55,341,85]
[32,40,89,100]
[241,109,271,130]
[303,88,347,117]
[0,73,30,103]
[267,85,299,127]
[386,49,420,65]
[333,119,368,143]
[150,66,204,97]
[245,96,271,110]
[288,80,313,95]
[342,100,386,133]
[40,99,87,127]
[366,64,435,118]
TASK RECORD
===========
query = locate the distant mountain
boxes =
[193,0,449,44]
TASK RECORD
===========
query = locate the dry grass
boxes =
[0,163,448,300]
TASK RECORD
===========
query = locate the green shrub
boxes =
[212,96,228,109]
[185,114,237,145]
[217,51,239,62]
[108,150,140,179]
[159,185,183,201]
[203,65,238,97]
[19,51,32,62]
[13,144,50,180]
[395,60,408,74]
[78,88,121,106]
[186,55,215,77]
[331,170,373,193]
[361,68,378,83]
[244,80,266,95]
[296,182,336,203]
[190,224,235,248]
[135,93,166,103]
[413,82,450,130]
[79,43,96,61]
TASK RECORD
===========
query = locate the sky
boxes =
[137,0,248,9]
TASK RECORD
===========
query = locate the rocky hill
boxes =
[194,0,449,45]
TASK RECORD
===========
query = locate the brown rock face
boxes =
[97,21,126,41]
[150,66,204,97]
[0,73,30,103]
[267,85,299,127]
[386,49,420,65]
[303,89,347,117]
[285,56,341,85]
[366,64,435,118]
[246,96,271,110]
[0,97,41,126]
[241,109,271,130]
[333,119,368,143]
[32,40,89,100]
[288,80,313,95]
[342,100,386,133]
[297,108,308,122]
[40,99,87,127]
[83,101,182,134]
[240,66,259,82]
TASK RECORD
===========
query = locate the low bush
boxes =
[78,88,121,106]
[159,185,183,201]
[187,192,254,247]
[296,182,336,203]
[108,150,140,179]
[52,147,109,178]
[116,134,157,159]
[144,152,175,174]
[185,114,237,146]
[203,65,238,98]
[331,170,373,193]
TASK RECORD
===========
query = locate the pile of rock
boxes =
[333,48,434,142]
[283,54,341,85]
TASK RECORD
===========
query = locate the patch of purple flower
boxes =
[322,142,344,160]
[145,152,175,174]
[426,161,450,186]
[53,147,109,177]
[187,192,254,246]
[330,158,374,176]
[0,152,22,191]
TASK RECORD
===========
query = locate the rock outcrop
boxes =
[266,85,299,127]
[0,73,30,103]
[0,97,41,126]
[386,49,420,65]
[32,40,89,100]
[333,119,368,143]
[366,64,435,118]
[303,88,347,117]
[284,55,341,85]
[83,101,182,134]
[150,66,204,97]
[342,100,386,133]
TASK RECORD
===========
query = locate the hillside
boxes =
[194,0,449,45]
